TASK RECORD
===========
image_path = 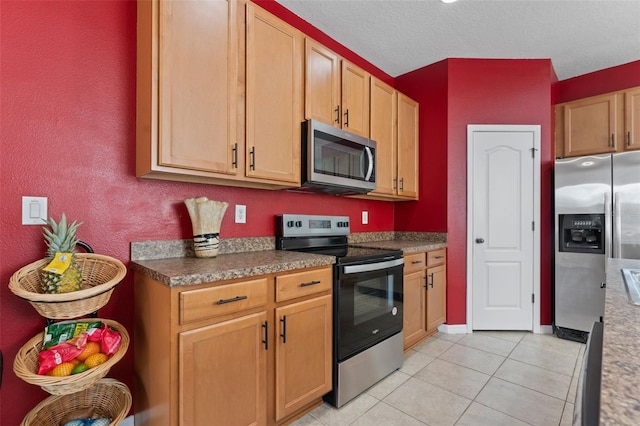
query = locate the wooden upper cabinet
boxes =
[304,38,370,137]
[369,78,397,197]
[561,92,624,157]
[304,39,341,126]
[246,3,302,184]
[396,93,419,199]
[341,61,370,137]
[625,87,640,151]
[137,0,238,175]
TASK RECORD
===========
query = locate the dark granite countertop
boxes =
[601,258,640,425]
[351,239,447,254]
[131,250,335,287]
[130,232,447,288]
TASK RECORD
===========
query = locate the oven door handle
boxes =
[343,258,404,274]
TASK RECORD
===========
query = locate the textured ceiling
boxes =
[276,0,640,80]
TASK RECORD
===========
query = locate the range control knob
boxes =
[295,221,302,228]
[287,221,294,228]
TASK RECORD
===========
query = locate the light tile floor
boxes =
[292,331,585,426]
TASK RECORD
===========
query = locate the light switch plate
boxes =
[22,196,48,225]
[362,211,369,225]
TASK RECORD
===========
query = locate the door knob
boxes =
[475,238,485,244]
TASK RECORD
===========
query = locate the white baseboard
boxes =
[437,324,468,334]
[437,324,552,334]
[538,325,553,334]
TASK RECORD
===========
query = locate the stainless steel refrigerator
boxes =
[554,151,640,341]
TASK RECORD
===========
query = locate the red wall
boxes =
[556,60,640,103]
[395,59,555,326]
[0,2,393,423]
[394,60,449,232]
[3,1,638,423]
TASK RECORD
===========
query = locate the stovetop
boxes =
[275,214,403,264]
[291,244,403,265]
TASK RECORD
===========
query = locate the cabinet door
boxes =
[369,78,397,197]
[426,265,446,333]
[397,93,419,199]
[246,4,302,184]
[305,39,340,127]
[403,270,426,349]
[275,295,332,420]
[625,88,640,151]
[158,0,238,174]
[563,93,622,157]
[179,312,267,426]
[341,61,370,137]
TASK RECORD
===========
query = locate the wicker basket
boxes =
[8,254,127,319]
[13,319,129,395]
[21,378,131,426]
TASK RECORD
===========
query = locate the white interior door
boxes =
[467,125,540,331]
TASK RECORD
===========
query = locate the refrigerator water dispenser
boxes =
[559,214,605,254]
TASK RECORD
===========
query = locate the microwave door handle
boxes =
[364,146,374,182]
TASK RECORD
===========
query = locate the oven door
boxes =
[336,258,403,361]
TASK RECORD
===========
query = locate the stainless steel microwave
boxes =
[299,119,376,195]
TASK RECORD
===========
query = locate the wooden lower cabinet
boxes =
[134,265,333,426]
[403,253,427,349]
[275,295,332,420]
[403,249,447,350]
[426,264,447,333]
[179,312,268,426]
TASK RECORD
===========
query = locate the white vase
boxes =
[184,197,229,258]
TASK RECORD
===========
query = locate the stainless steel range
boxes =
[276,214,404,408]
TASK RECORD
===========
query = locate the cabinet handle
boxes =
[411,260,423,265]
[610,134,615,148]
[232,143,238,168]
[280,316,287,343]
[344,109,349,127]
[434,256,445,259]
[334,106,340,124]
[393,178,398,191]
[628,131,632,146]
[300,280,321,287]
[400,178,404,192]
[262,321,268,350]
[216,295,247,305]
[428,273,434,288]
[249,147,255,170]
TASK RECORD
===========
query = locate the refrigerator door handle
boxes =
[604,192,612,259]
[612,192,622,259]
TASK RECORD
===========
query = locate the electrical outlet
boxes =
[22,196,48,225]
[362,211,368,225]
[235,204,246,224]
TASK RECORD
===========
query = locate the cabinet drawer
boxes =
[180,278,268,324]
[427,249,446,267]
[276,267,332,302]
[404,252,426,274]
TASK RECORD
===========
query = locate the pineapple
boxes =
[41,214,83,294]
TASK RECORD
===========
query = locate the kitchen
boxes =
[1,0,639,425]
